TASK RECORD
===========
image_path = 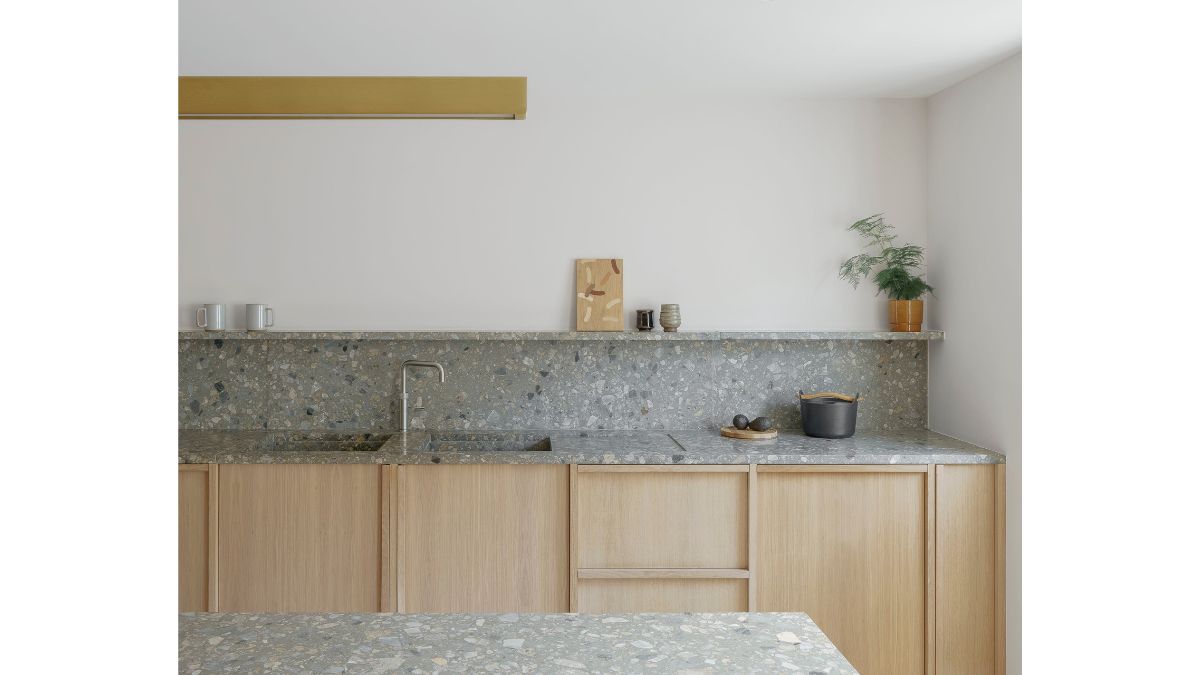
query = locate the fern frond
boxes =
[847,214,895,247]
[839,253,883,288]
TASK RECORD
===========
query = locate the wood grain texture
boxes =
[217,464,383,612]
[577,578,747,613]
[575,259,623,331]
[926,465,937,675]
[380,465,397,613]
[178,466,210,612]
[578,464,749,473]
[758,471,927,675]
[403,465,570,613]
[935,464,997,675]
[748,465,759,612]
[208,465,219,611]
[577,568,749,579]
[569,464,579,612]
[758,464,927,473]
[576,469,747,569]
[995,465,1006,675]
[395,466,407,613]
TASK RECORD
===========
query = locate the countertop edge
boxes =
[177,429,1005,466]
[178,329,945,341]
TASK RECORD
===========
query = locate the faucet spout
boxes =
[400,360,447,432]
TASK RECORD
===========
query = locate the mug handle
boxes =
[196,307,207,328]
[265,307,274,327]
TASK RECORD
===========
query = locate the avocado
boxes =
[748,416,772,432]
[732,414,750,430]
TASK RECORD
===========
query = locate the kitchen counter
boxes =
[178,612,858,674]
[178,428,1004,465]
[179,328,943,341]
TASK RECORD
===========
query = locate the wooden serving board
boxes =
[720,426,778,440]
[575,258,624,331]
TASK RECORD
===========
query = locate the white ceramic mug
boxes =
[195,304,225,331]
[246,304,275,331]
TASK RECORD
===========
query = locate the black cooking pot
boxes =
[798,391,860,439]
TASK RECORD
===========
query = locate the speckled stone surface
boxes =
[178,612,858,674]
[178,428,1004,465]
[180,329,943,341]
[180,338,928,432]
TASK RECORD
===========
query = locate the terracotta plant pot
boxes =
[888,299,924,332]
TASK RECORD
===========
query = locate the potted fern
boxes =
[839,214,934,331]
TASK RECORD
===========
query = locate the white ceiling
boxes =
[180,0,1020,98]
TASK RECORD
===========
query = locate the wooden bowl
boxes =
[719,426,778,440]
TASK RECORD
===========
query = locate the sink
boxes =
[258,431,392,452]
[428,431,552,452]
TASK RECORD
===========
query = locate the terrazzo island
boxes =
[179,611,858,674]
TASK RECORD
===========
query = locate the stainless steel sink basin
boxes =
[259,431,392,452]
[428,431,552,452]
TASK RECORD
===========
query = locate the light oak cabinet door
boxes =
[217,464,385,612]
[757,467,929,675]
[178,465,216,612]
[936,464,1004,675]
[400,464,570,613]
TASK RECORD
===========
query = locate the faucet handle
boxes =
[411,396,424,412]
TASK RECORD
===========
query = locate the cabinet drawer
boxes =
[578,578,748,613]
[576,467,748,569]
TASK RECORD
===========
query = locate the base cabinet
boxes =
[399,464,570,613]
[217,464,385,612]
[936,464,1004,675]
[757,467,929,675]
[178,465,215,612]
[180,460,1003,674]
[572,466,751,613]
[756,464,1004,675]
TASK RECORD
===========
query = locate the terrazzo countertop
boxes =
[179,612,858,674]
[178,428,1004,465]
[179,329,943,341]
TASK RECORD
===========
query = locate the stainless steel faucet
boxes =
[400,360,446,431]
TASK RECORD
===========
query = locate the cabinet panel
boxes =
[403,465,570,613]
[218,464,383,612]
[178,466,212,612]
[578,578,747,613]
[936,464,998,675]
[758,470,926,675]
[576,469,747,568]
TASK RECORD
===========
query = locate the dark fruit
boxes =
[732,414,750,430]
[748,416,772,432]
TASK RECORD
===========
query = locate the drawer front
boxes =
[578,578,748,613]
[576,468,748,569]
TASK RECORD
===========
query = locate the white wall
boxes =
[179,96,927,330]
[926,53,1021,673]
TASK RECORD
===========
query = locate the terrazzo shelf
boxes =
[178,612,859,674]
[178,329,944,341]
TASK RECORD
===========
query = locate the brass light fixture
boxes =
[179,76,527,120]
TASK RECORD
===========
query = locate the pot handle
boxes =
[798,391,859,402]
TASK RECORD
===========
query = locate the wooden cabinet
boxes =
[178,465,216,612]
[217,464,386,612]
[756,464,1005,675]
[180,458,1002,674]
[757,466,929,675]
[936,464,1005,675]
[572,465,751,613]
[399,464,570,613]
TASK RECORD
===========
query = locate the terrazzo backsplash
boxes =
[179,338,927,431]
